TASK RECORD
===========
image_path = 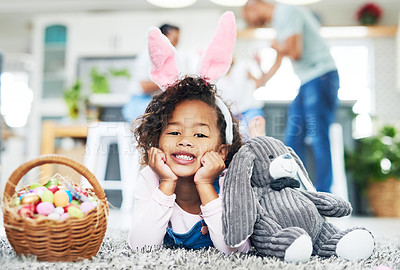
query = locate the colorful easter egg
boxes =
[18,204,35,218]
[36,202,55,216]
[64,190,72,202]
[14,197,21,206]
[33,186,47,197]
[20,193,40,205]
[47,212,60,221]
[19,192,29,200]
[40,189,54,204]
[47,185,59,194]
[29,183,43,190]
[88,196,98,206]
[63,202,75,212]
[59,213,69,221]
[54,206,65,215]
[71,199,80,206]
[68,206,84,218]
[45,178,59,188]
[54,190,69,207]
[80,201,95,213]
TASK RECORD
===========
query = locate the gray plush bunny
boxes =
[222,136,375,263]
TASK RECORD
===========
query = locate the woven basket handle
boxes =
[3,154,106,203]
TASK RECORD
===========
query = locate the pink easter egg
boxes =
[33,186,47,197]
[48,185,60,194]
[36,202,55,216]
[80,201,95,213]
[60,213,70,221]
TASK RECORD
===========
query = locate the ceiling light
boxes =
[209,0,247,7]
[274,0,321,5]
[146,0,197,8]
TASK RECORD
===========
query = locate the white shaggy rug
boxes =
[0,230,399,270]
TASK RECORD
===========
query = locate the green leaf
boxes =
[108,67,131,78]
[90,68,110,94]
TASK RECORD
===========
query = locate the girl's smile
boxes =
[171,151,196,165]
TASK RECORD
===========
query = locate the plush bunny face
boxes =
[246,137,297,187]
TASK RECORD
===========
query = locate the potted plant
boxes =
[356,2,382,26]
[345,125,400,217]
[64,80,82,120]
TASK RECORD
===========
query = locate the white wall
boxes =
[0,15,31,55]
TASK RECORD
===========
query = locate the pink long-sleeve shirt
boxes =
[127,165,250,254]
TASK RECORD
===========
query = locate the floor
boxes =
[2,209,399,240]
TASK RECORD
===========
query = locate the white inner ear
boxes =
[296,169,317,191]
[269,154,297,180]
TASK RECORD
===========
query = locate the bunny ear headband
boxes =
[147,11,236,144]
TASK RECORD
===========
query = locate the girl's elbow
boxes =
[291,52,302,61]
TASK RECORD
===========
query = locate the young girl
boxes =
[127,11,250,254]
[127,76,250,254]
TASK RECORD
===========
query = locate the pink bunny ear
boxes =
[198,11,237,83]
[147,27,180,90]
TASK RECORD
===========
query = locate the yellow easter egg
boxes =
[41,190,54,203]
[68,206,84,218]
[54,190,69,207]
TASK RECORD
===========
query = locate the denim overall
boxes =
[163,177,220,250]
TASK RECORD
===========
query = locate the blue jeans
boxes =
[284,70,339,192]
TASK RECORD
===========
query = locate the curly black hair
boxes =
[133,76,243,167]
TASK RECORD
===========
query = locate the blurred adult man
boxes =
[243,0,340,192]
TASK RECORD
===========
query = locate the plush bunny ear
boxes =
[198,11,236,83]
[287,147,316,191]
[147,27,180,90]
[222,145,257,247]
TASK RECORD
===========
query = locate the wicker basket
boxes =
[367,178,400,217]
[2,155,109,261]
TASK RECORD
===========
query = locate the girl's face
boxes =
[159,99,227,178]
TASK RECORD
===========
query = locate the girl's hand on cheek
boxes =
[148,147,177,182]
[194,151,225,185]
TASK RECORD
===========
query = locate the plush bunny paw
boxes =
[284,234,313,263]
[336,229,375,261]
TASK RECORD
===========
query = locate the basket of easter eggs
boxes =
[2,154,109,261]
